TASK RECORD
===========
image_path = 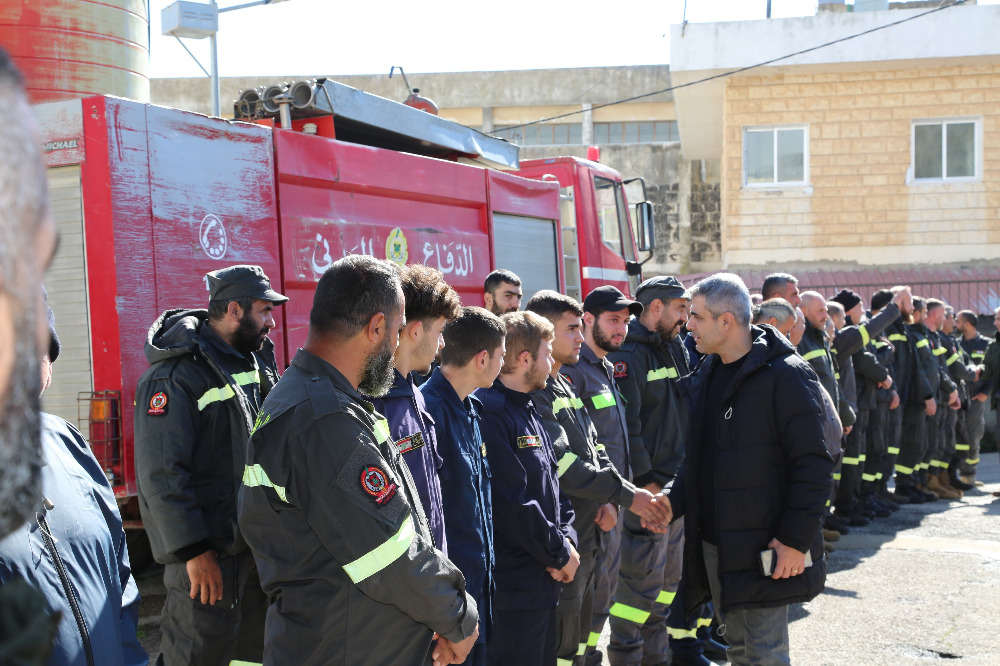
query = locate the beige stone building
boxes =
[670,1,1000,278]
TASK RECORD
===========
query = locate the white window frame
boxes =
[909,117,982,185]
[742,124,810,189]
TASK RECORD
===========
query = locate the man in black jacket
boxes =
[665,273,832,666]
[135,264,287,666]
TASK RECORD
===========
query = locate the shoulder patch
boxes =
[148,392,168,416]
[360,465,398,506]
[517,435,542,449]
[561,373,573,385]
[395,431,426,455]
[613,361,628,379]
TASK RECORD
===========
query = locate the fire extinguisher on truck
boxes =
[33,77,656,552]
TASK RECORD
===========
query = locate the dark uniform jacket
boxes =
[607,320,690,488]
[960,333,991,398]
[848,316,890,413]
[0,414,145,666]
[872,333,896,405]
[979,333,1000,408]
[935,331,977,404]
[670,326,833,616]
[912,324,957,405]
[907,323,943,405]
[798,323,853,427]
[134,309,278,563]
[477,379,576,611]
[560,344,631,480]
[420,368,494,646]
[238,350,477,666]
[531,373,635,555]
[886,319,923,404]
[370,370,447,554]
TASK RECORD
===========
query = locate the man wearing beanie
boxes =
[829,289,900,523]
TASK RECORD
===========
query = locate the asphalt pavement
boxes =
[136,455,1000,664]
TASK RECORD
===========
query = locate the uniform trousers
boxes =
[896,402,928,490]
[488,607,557,666]
[957,399,987,475]
[582,521,622,666]
[556,547,598,666]
[862,401,889,497]
[835,410,868,511]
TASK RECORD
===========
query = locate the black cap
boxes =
[871,289,893,312]
[42,285,60,362]
[635,275,691,302]
[831,288,862,312]
[583,285,642,316]
[206,265,288,305]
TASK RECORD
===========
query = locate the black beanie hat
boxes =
[831,288,862,313]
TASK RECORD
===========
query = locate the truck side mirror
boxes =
[635,201,655,252]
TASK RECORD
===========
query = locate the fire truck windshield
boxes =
[594,176,637,264]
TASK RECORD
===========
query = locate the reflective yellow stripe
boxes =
[842,456,860,466]
[198,384,235,411]
[591,392,616,409]
[374,419,391,445]
[656,590,676,605]
[859,454,866,462]
[835,372,841,380]
[667,627,699,640]
[801,348,827,361]
[232,370,260,386]
[873,341,888,349]
[595,443,606,452]
[931,460,948,469]
[251,412,271,435]
[888,446,900,455]
[916,339,930,349]
[588,632,601,647]
[917,462,930,471]
[831,348,838,356]
[862,473,877,482]
[966,457,980,465]
[895,463,914,474]
[557,452,579,478]
[557,660,573,666]
[859,325,870,347]
[697,617,712,628]
[610,602,650,625]
[647,367,679,381]
[343,515,415,584]
[888,334,908,342]
[832,472,842,481]
[242,464,288,503]
[577,643,587,656]
[933,347,947,356]
[875,472,884,480]
[826,499,831,507]
[231,661,263,666]
[972,351,985,359]
[955,444,970,451]
[945,353,959,366]
[553,397,573,414]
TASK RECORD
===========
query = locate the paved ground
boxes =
[136,455,1000,664]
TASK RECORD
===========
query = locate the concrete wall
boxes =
[722,62,1000,269]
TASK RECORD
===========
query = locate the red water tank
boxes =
[0,0,150,103]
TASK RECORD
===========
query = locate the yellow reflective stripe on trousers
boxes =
[842,456,860,465]
[577,643,587,656]
[198,384,236,411]
[557,452,579,478]
[888,446,900,455]
[231,661,263,666]
[374,419,391,445]
[801,348,827,361]
[915,339,929,349]
[242,464,288,503]
[955,443,970,451]
[895,463,914,474]
[862,473,877,482]
[610,602,650,625]
[832,472,842,481]
[966,457,980,465]
[697,617,712,628]
[667,627,698,640]
[343,515,415,584]
[647,366,679,381]
[656,590,676,605]
[859,325,870,347]
[588,631,601,647]
[557,660,573,666]
[945,353,959,366]
[888,334,908,342]
[591,392,616,409]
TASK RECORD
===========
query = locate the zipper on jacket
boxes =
[38,497,97,666]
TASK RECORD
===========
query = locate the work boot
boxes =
[930,472,962,499]
[959,474,983,488]
[911,485,938,502]
[944,470,971,493]
[862,497,892,518]
[824,514,850,534]
[922,475,947,497]
[823,528,841,542]
[882,489,911,504]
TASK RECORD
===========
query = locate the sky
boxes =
[149,0,997,80]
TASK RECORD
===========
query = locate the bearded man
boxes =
[135,264,287,665]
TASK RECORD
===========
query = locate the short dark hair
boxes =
[525,290,583,321]
[761,273,798,300]
[870,289,893,312]
[440,306,506,368]
[310,255,401,339]
[400,263,462,327]
[925,298,945,313]
[912,297,926,311]
[207,296,256,322]
[500,311,554,375]
[484,269,521,295]
[957,310,978,327]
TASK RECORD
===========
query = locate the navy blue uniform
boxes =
[421,369,494,666]
[478,379,576,666]
[371,370,448,553]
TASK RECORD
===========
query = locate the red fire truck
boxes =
[34,79,655,534]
